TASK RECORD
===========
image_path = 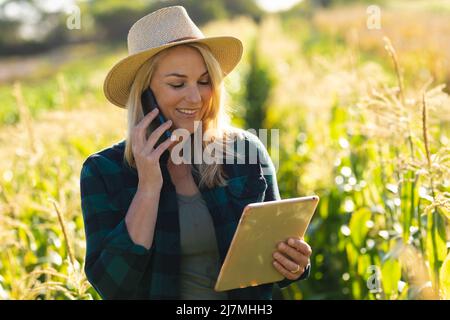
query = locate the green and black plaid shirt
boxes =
[80,130,310,299]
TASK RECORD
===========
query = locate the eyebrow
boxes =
[164,70,209,78]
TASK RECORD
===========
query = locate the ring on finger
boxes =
[291,264,301,274]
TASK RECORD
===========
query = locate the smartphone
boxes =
[141,88,172,145]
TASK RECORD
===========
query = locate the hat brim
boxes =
[103,36,243,108]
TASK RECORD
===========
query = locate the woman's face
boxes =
[149,45,212,134]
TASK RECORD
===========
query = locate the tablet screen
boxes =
[215,196,319,292]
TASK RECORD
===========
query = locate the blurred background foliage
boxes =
[0,0,449,300]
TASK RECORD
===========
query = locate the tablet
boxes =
[214,195,319,292]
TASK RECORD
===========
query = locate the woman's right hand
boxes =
[131,108,174,193]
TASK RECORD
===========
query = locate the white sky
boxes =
[255,0,304,12]
[1,0,76,19]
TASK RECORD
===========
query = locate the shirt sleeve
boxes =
[251,133,312,289]
[80,157,153,299]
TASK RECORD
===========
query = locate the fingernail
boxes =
[152,108,158,114]
[289,239,295,246]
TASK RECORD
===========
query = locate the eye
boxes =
[199,80,210,86]
[169,80,211,89]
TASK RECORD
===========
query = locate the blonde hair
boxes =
[123,43,241,189]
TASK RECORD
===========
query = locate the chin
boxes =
[176,119,202,134]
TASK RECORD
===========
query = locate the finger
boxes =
[273,251,303,275]
[277,242,304,264]
[143,119,173,153]
[133,108,160,151]
[153,135,176,159]
[272,260,298,280]
[288,238,312,257]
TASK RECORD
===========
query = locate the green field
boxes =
[0,4,449,300]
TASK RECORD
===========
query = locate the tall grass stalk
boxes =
[49,198,75,269]
[13,82,36,153]
[421,91,440,296]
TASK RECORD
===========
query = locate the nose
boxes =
[185,85,202,105]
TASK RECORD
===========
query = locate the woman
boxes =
[80,5,311,300]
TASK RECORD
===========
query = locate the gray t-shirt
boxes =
[177,192,228,300]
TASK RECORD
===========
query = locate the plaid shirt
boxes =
[80,130,310,300]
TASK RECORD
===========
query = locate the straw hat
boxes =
[103,5,243,108]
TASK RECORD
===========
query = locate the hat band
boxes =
[168,36,200,44]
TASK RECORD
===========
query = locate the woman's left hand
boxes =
[272,237,312,280]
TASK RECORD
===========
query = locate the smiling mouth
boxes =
[176,108,199,116]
